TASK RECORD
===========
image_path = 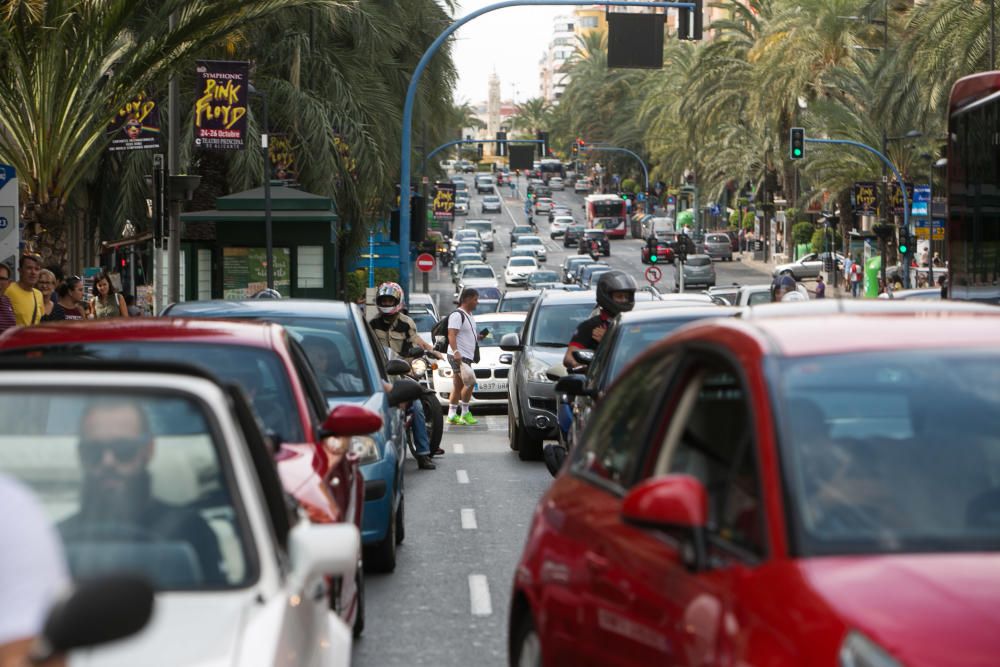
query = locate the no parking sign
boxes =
[645,265,662,285]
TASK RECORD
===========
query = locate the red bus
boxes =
[585,194,628,239]
[947,71,1000,302]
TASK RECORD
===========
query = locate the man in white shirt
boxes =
[447,287,483,425]
[0,473,69,667]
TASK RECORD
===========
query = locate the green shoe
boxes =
[461,412,479,425]
[447,414,463,425]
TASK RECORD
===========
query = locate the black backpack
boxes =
[431,309,480,363]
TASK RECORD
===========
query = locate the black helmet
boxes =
[771,274,797,302]
[596,270,637,316]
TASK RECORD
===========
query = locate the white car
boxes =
[513,234,547,262]
[450,228,480,251]
[431,313,527,407]
[533,197,554,214]
[549,215,574,238]
[454,198,469,216]
[0,365,361,667]
[548,177,564,191]
[505,256,540,287]
[458,264,497,285]
[574,178,591,194]
[480,195,502,215]
[737,282,811,306]
[463,219,495,251]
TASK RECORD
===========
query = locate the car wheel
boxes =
[352,567,366,638]
[510,610,542,667]
[363,504,396,573]
[395,493,405,545]
[517,422,543,461]
[508,402,520,451]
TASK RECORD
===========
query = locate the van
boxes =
[646,216,675,240]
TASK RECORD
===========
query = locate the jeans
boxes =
[558,401,573,436]
[851,280,861,298]
[409,398,431,456]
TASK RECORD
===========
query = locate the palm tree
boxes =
[508,97,552,136]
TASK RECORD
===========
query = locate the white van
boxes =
[644,216,675,239]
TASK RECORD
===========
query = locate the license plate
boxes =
[476,381,503,392]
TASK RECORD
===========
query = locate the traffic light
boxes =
[537,131,549,157]
[476,142,483,160]
[677,0,704,41]
[649,251,658,264]
[789,127,805,160]
[898,228,911,256]
[496,131,507,157]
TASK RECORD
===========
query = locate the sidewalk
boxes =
[737,250,853,297]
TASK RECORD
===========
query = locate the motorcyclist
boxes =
[369,282,442,470]
[563,270,637,369]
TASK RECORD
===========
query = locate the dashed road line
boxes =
[468,575,493,617]
[457,469,470,484]
[452,442,465,454]
[461,508,478,530]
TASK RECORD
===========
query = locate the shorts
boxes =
[449,357,476,387]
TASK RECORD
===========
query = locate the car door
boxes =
[556,352,678,666]
[799,253,820,278]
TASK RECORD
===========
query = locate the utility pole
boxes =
[167,11,180,305]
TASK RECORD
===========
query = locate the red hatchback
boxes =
[510,311,1000,666]
[0,319,373,635]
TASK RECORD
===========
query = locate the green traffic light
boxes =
[899,244,908,254]
[793,148,802,157]
[650,253,658,263]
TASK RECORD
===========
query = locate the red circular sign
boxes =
[416,253,436,273]
[645,265,662,284]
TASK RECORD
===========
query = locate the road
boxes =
[354,176,771,666]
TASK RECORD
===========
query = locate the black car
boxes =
[576,229,610,256]
[510,224,535,245]
[563,224,586,248]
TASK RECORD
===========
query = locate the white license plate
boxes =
[476,381,503,392]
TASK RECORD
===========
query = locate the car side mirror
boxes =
[622,475,709,571]
[499,332,522,352]
[33,574,155,661]
[319,404,383,439]
[554,373,595,397]
[572,349,595,366]
[288,522,359,593]
[388,377,424,407]
[386,358,411,376]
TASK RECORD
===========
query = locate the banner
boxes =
[107,92,161,152]
[432,183,456,221]
[0,165,18,272]
[889,182,914,214]
[269,133,296,180]
[222,246,290,298]
[853,181,877,212]
[194,60,249,150]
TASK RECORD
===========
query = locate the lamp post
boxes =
[880,129,921,288]
[248,83,273,291]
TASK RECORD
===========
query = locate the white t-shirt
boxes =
[0,474,69,645]
[447,308,478,361]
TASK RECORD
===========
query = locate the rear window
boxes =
[466,222,492,232]
[463,267,495,279]
[688,256,712,267]
[510,258,536,267]
[498,295,537,312]
[707,235,729,243]
[518,237,543,246]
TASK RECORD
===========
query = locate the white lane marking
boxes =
[457,469,470,484]
[469,575,493,617]
[461,508,478,529]
[453,443,465,454]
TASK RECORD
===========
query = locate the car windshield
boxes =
[2,343,305,442]
[510,258,536,267]
[774,350,1000,556]
[608,315,725,379]
[514,226,533,234]
[466,223,491,233]
[554,218,574,225]
[518,237,543,246]
[528,271,560,284]
[747,290,771,306]
[498,295,537,312]
[463,267,495,279]
[707,235,729,243]
[687,256,712,267]
[529,302,596,346]
[584,231,605,239]
[456,231,478,240]
[0,388,253,590]
[476,319,524,346]
[483,197,499,203]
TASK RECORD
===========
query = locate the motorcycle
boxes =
[588,239,601,261]
[543,349,594,477]
[395,351,444,458]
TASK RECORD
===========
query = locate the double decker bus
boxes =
[947,71,1000,302]
[585,194,628,239]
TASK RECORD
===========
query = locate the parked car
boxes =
[703,232,734,261]
[577,229,610,257]
[737,282,810,306]
[573,178,591,194]
[501,290,597,459]
[153,300,413,574]
[773,252,845,280]
[526,270,562,290]
[480,195,502,215]
[677,254,716,288]
[562,256,595,283]
[463,219,495,251]
[513,235,548,262]
[505,256,540,287]
[548,176,565,191]
[563,224,586,248]
[512,309,1000,667]
[549,215,574,239]
[430,312,526,408]
[0,360,362,666]
[498,289,542,314]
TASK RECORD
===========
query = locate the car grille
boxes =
[528,397,557,413]
[494,368,509,379]
[474,368,491,379]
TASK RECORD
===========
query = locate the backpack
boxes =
[431,309,480,363]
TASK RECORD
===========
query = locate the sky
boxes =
[449,1,563,106]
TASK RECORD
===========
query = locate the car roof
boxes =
[537,289,598,306]
[465,219,491,224]
[502,289,542,299]
[618,305,741,324]
[473,312,528,323]
[516,235,542,241]
[508,256,537,262]
[0,317,283,350]
[164,298,355,320]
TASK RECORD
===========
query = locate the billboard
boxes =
[432,183,456,221]
[194,60,249,150]
[107,91,162,152]
[269,133,296,180]
[852,181,877,212]
[0,165,17,273]
[222,247,290,298]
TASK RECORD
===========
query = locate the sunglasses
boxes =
[79,436,149,466]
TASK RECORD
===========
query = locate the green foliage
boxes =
[792,221,815,246]
[344,268,400,303]
[621,178,638,194]
[729,209,741,228]
[809,228,827,254]
[742,212,756,230]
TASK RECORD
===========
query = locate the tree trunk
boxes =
[24,200,71,272]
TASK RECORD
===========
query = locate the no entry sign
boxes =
[416,253,436,273]
[645,265,662,284]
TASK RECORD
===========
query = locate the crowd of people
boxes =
[0,253,141,335]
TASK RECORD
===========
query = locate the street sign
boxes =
[644,265,662,285]
[416,253,435,273]
[915,219,945,241]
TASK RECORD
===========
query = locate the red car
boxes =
[640,243,674,265]
[0,319,373,635]
[510,310,1000,666]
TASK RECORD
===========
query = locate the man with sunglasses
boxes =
[59,401,224,584]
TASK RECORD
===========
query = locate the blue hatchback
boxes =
[163,299,408,572]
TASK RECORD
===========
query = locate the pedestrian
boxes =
[849,260,863,298]
[54,276,87,320]
[37,269,59,321]
[0,263,16,334]
[4,253,43,327]
[44,263,64,304]
[939,275,947,299]
[815,274,826,299]
[447,287,485,426]
[88,271,129,319]
[920,248,929,267]
[933,252,943,267]
[843,255,853,285]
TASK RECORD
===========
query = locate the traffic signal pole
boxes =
[423,138,544,172]
[399,0,696,303]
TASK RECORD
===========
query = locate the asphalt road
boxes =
[353,176,772,667]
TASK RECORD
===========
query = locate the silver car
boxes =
[677,254,716,289]
[703,232,733,261]
[773,252,845,280]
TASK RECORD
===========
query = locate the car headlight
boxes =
[526,358,556,383]
[410,359,427,376]
[839,631,901,667]
[350,436,381,465]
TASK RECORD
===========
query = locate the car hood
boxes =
[798,554,1000,665]
[522,345,566,371]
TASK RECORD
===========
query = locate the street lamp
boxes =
[248,83,274,291]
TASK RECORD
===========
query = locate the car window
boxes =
[528,272,560,283]
[477,320,524,345]
[747,291,770,306]
[652,359,765,557]
[463,267,495,279]
[510,258,536,267]
[0,389,254,590]
[285,336,328,424]
[529,302,595,346]
[571,353,676,490]
[688,256,712,267]
[474,287,502,300]
[408,310,438,331]
[498,296,537,312]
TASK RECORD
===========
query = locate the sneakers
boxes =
[447,414,462,425]
[461,413,478,425]
[417,455,436,470]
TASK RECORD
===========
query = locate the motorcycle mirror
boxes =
[386,359,411,376]
[572,349,595,366]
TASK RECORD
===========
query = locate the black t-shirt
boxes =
[568,312,611,351]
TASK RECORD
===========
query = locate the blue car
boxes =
[162,299,408,572]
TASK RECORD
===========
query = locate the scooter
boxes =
[542,349,593,477]
[588,240,601,262]
[391,351,444,458]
